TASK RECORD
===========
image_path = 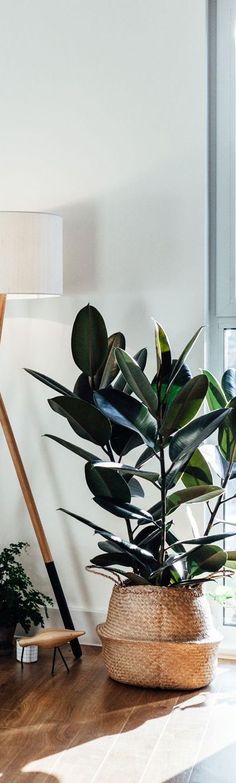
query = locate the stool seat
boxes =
[18,628,85,675]
[19,628,85,649]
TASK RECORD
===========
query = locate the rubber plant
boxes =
[25,305,236,588]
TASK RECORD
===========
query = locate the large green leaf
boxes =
[59,508,158,574]
[128,477,144,498]
[160,375,208,437]
[25,368,74,397]
[149,485,223,521]
[110,425,143,457]
[156,362,192,407]
[90,552,133,568]
[44,434,101,463]
[218,399,236,462]
[48,395,112,446]
[115,348,158,414]
[166,326,203,393]
[181,448,213,488]
[71,304,108,376]
[114,348,148,393]
[95,332,126,388]
[73,373,93,403]
[177,532,236,546]
[85,462,131,502]
[202,370,227,410]
[167,408,230,487]
[93,496,153,521]
[93,461,159,484]
[94,388,158,447]
[222,369,236,402]
[187,544,227,577]
[154,322,172,381]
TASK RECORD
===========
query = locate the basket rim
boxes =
[110,583,204,596]
[96,623,223,646]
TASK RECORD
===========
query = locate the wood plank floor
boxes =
[0,646,236,783]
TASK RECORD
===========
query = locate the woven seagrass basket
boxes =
[97,584,222,690]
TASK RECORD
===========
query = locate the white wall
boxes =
[0,0,208,639]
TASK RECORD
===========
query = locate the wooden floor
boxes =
[0,646,236,783]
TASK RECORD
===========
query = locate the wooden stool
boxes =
[19,628,85,675]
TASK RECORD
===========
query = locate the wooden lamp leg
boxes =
[0,294,81,658]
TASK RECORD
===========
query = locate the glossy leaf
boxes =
[110,425,143,457]
[157,362,192,407]
[94,388,158,447]
[218,399,236,462]
[222,369,236,402]
[90,552,132,568]
[160,375,208,437]
[202,370,227,410]
[85,463,131,502]
[154,322,172,380]
[149,485,223,521]
[115,348,158,414]
[25,368,73,397]
[177,532,236,546]
[59,508,157,574]
[166,529,186,554]
[71,304,108,376]
[74,373,93,403]
[187,544,227,577]
[128,477,144,498]
[114,348,148,393]
[93,461,159,483]
[44,434,101,463]
[93,496,153,521]
[181,448,213,488]
[167,408,230,487]
[135,447,155,468]
[48,395,112,446]
[96,332,126,388]
[166,326,203,392]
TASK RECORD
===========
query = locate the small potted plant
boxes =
[0,542,53,655]
[26,305,236,689]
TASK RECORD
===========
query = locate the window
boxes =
[209,1,236,647]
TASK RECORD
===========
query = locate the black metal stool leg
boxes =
[57,646,70,673]
[21,647,24,670]
[51,646,57,676]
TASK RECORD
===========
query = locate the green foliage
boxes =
[26,306,236,589]
[0,543,53,632]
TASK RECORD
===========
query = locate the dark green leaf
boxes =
[177,532,236,546]
[114,348,148,393]
[167,408,230,487]
[74,373,93,403]
[94,388,158,447]
[187,544,227,577]
[48,395,112,446]
[85,463,131,502]
[149,485,223,521]
[71,304,108,376]
[218,399,236,462]
[128,477,144,498]
[181,448,213,488]
[44,434,101,463]
[93,496,153,521]
[93,461,159,483]
[96,332,126,388]
[25,368,73,397]
[166,326,203,393]
[154,322,172,380]
[90,553,132,567]
[110,424,143,457]
[166,530,186,554]
[222,369,236,402]
[157,362,192,407]
[135,447,155,468]
[115,348,158,414]
[160,375,208,437]
[202,370,227,410]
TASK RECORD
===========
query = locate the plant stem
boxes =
[125,518,133,542]
[106,442,115,462]
[159,434,166,566]
[204,445,236,535]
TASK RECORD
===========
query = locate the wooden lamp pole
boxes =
[0,214,81,658]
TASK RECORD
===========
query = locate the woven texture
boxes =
[97,584,222,690]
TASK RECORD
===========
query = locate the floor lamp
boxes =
[0,212,81,658]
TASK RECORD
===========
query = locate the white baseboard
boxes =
[45,606,106,646]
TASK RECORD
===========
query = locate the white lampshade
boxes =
[0,212,63,296]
